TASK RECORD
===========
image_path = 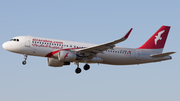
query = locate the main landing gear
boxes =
[74,62,81,74]
[74,62,90,74]
[22,54,28,65]
[84,64,90,70]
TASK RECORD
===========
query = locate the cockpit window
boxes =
[10,39,19,42]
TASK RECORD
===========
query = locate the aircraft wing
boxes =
[73,28,133,54]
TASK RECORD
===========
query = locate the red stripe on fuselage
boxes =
[45,50,60,57]
[45,48,83,57]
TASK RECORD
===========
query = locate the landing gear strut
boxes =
[74,61,91,74]
[22,54,28,65]
[83,59,90,71]
[74,62,81,74]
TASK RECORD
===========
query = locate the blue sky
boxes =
[0,0,179,101]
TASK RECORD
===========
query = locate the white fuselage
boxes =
[2,36,171,65]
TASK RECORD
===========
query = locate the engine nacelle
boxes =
[58,51,77,62]
[47,58,70,67]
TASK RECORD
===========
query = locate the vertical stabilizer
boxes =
[138,26,170,52]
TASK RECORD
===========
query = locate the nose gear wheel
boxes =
[22,54,28,65]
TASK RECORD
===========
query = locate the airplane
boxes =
[2,25,175,74]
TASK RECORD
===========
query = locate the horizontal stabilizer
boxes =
[150,52,176,57]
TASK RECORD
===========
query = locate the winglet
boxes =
[124,28,133,39]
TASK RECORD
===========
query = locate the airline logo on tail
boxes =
[154,30,165,45]
[138,26,170,49]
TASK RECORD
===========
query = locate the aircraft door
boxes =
[136,50,141,60]
[25,36,31,47]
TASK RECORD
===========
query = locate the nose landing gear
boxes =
[22,61,26,65]
[22,54,28,65]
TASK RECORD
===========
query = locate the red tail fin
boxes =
[138,26,170,49]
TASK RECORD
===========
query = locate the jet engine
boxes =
[58,51,77,62]
[47,58,70,67]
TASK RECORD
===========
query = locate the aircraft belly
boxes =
[97,52,136,65]
[20,46,54,57]
[97,51,158,65]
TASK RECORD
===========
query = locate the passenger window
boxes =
[17,39,19,42]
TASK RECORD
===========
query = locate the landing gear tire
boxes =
[22,54,28,65]
[22,61,26,65]
[75,68,81,74]
[83,64,90,70]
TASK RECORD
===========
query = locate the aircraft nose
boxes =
[2,42,9,50]
[2,42,7,50]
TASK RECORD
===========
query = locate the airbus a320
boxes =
[2,26,175,74]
